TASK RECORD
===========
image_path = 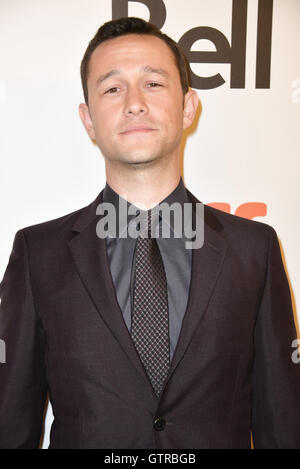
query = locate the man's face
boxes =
[79,34,197,167]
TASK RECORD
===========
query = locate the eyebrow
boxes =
[143,65,170,78]
[95,65,170,87]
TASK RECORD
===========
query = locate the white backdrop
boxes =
[0,0,299,448]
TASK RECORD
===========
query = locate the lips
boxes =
[119,126,156,135]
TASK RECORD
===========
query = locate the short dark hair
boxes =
[80,17,191,105]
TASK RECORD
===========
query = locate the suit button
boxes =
[153,417,166,431]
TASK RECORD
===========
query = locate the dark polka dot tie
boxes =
[131,209,170,397]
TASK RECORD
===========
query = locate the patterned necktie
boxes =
[131,209,170,397]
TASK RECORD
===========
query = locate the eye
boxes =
[104,87,120,94]
[147,82,163,88]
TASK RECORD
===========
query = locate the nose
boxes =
[124,87,148,117]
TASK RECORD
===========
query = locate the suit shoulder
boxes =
[19,191,102,247]
[204,203,276,239]
[203,205,280,270]
[21,206,83,238]
[186,187,276,239]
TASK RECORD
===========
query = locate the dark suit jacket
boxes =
[0,188,299,449]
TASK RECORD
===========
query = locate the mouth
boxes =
[119,127,157,135]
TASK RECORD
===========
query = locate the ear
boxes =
[182,89,199,130]
[78,103,96,141]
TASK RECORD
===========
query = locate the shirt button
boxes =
[153,417,166,431]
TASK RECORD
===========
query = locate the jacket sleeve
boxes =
[251,227,300,448]
[0,229,48,449]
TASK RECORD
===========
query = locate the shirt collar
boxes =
[102,177,191,239]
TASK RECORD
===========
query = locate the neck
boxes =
[105,159,181,210]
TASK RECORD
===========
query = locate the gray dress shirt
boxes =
[103,177,192,361]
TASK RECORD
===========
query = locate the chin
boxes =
[121,151,161,166]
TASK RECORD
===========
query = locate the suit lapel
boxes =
[165,190,228,384]
[68,191,157,401]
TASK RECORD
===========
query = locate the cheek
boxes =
[153,100,182,128]
[164,110,184,135]
[89,96,119,127]
[92,107,118,137]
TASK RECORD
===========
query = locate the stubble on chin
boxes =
[106,148,165,168]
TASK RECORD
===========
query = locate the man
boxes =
[0,17,299,449]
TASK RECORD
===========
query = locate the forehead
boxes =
[88,34,177,77]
